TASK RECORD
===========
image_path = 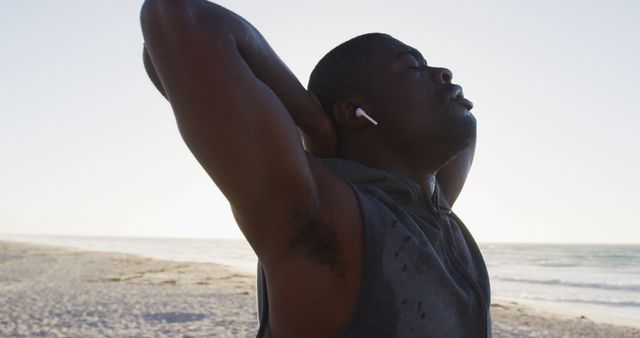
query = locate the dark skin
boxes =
[140,1,476,337]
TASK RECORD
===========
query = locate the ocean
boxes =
[481,243,640,326]
[1,234,638,327]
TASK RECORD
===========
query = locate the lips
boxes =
[448,84,474,110]
[454,96,474,110]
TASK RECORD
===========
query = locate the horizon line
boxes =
[1,232,639,246]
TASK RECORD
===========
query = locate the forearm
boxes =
[142,0,335,155]
[218,4,331,137]
[155,1,321,128]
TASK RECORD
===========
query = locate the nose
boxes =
[433,67,453,85]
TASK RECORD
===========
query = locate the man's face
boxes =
[363,37,476,159]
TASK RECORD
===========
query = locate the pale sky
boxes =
[1,0,639,243]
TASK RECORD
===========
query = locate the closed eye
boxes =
[408,65,428,72]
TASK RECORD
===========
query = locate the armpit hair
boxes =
[288,204,345,279]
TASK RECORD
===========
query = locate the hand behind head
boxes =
[300,91,338,158]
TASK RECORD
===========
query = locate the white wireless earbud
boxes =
[355,107,378,126]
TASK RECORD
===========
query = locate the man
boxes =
[140,0,491,337]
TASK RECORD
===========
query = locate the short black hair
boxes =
[308,33,393,121]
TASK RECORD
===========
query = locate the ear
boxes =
[333,99,372,129]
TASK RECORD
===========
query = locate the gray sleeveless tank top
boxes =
[256,158,491,338]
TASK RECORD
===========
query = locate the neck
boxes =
[339,142,438,199]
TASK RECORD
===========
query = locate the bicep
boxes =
[141,1,318,253]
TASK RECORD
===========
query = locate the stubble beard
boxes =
[428,110,477,166]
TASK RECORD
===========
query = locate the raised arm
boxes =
[436,130,476,206]
[140,0,338,257]
[141,3,335,157]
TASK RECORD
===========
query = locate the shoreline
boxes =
[1,240,638,337]
[492,296,640,330]
[490,298,639,338]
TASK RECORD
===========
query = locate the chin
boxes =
[458,113,477,146]
[437,112,476,158]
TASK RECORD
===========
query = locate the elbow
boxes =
[140,0,197,38]
[141,0,180,25]
[140,0,231,45]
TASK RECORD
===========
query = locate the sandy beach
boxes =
[1,240,638,338]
